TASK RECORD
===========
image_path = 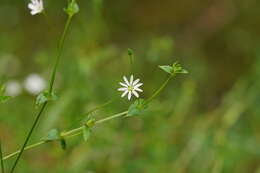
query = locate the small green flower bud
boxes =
[64,0,79,17]
[86,118,96,128]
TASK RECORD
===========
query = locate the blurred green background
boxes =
[0,0,260,172]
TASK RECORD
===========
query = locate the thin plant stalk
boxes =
[10,102,47,173]
[6,68,177,165]
[10,15,73,173]
[49,16,72,92]
[0,142,5,173]
[146,75,173,103]
[3,111,128,161]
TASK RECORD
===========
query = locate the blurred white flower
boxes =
[28,0,44,15]
[118,75,143,100]
[24,74,46,95]
[5,80,22,97]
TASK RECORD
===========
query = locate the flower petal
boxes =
[132,90,139,98]
[132,79,140,86]
[130,75,134,85]
[39,0,43,6]
[119,82,128,87]
[128,91,132,100]
[135,88,143,92]
[28,0,43,15]
[134,83,143,88]
[31,10,38,15]
[123,76,130,85]
[28,3,34,9]
[121,90,128,97]
[118,87,127,91]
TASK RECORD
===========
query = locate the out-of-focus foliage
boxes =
[0,0,260,172]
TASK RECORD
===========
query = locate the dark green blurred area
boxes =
[0,0,260,172]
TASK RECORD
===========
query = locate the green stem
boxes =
[10,16,73,173]
[10,102,47,173]
[3,111,128,161]
[146,75,173,103]
[49,16,72,92]
[3,141,45,161]
[96,111,128,124]
[0,142,5,173]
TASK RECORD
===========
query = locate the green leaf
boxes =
[159,62,188,76]
[172,62,189,74]
[43,129,61,142]
[0,96,11,103]
[60,138,67,150]
[0,85,11,103]
[127,99,148,117]
[43,129,67,150]
[0,85,5,96]
[82,125,91,142]
[82,118,95,142]
[159,65,173,74]
[64,0,79,17]
[36,91,58,106]
[35,92,48,106]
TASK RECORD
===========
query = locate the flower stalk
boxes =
[4,61,186,162]
[10,102,48,173]
[10,12,74,173]
[3,111,128,161]
[49,15,72,92]
[146,75,173,103]
[0,141,5,173]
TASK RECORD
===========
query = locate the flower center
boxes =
[127,85,134,91]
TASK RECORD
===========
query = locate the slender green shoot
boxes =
[3,111,128,161]
[0,141,5,173]
[10,14,74,173]
[146,75,173,103]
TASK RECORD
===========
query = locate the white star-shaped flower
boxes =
[28,0,44,15]
[118,75,143,100]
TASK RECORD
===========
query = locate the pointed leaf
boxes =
[159,62,188,76]
[159,65,173,74]
[0,85,11,103]
[82,125,91,141]
[35,92,48,106]
[36,91,58,106]
[43,129,60,142]
[172,62,189,74]
[0,96,11,103]
[127,99,148,116]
